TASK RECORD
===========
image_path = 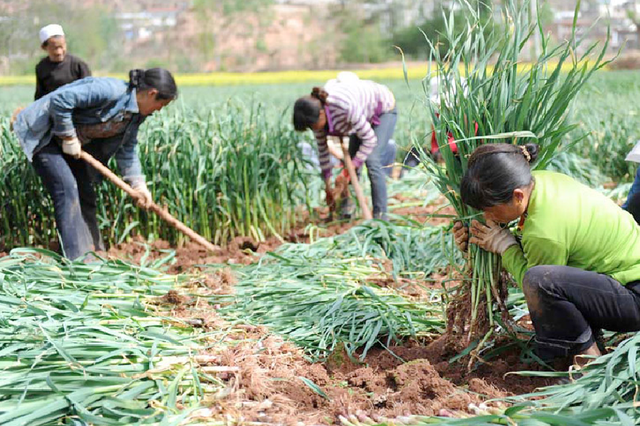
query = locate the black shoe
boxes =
[339,198,355,220]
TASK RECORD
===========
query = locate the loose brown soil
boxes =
[141,262,551,425]
[154,273,551,425]
[105,221,355,274]
[103,196,448,274]
[392,200,457,226]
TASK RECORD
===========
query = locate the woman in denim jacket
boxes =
[13,68,177,260]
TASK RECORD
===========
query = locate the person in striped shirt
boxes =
[293,79,397,220]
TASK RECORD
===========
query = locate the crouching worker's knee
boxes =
[522,265,555,314]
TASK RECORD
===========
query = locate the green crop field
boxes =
[4,27,640,423]
[3,72,640,251]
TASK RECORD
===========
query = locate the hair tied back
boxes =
[310,87,328,103]
[520,145,531,163]
[128,69,145,90]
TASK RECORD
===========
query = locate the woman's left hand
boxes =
[469,219,517,255]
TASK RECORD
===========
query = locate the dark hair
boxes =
[460,143,539,210]
[128,68,178,101]
[292,87,328,131]
[42,35,64,48]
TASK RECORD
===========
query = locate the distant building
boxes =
[547,0,640,51]
[117,3,187,41]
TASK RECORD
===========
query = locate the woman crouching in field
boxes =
[293,78,397,220]
[454,143,640,366]
[13,68,177,260]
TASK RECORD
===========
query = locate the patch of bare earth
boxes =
[104,208,358,274]
[147,269,550,425]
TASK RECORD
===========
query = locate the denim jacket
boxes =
[13,77,145,183]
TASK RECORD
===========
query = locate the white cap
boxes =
[39,24,65,44]
[325,71,359,91]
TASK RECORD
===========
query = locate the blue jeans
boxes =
[31,137,124,260]
[348,108,397,219]
[380,139,397,177]
[622,167,640,224]
[623,166,640,208]
[624,167,640,209]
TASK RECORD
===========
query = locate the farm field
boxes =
[4,65,640,425]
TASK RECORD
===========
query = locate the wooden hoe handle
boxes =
[79,151,218,253]
[340,145,373,220]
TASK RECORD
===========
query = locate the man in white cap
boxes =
[35,24,91,100]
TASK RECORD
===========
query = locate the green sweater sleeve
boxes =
[502,237,569,287]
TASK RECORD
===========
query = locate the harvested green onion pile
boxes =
[0,249,209,425]
[508,332,640,424]
[379,406,631,426]
[221,221,451,361]
[308,220,461,280]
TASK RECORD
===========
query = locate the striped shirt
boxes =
[313,80,395,179]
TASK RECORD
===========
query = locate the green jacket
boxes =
[502,171,640,287]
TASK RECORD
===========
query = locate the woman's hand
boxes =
[469,219,517,255]
[62,137,81,159]
[131,180,152,208]
[452,221,469,252]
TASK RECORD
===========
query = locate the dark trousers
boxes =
[348,109,397,219]
[523,265,640,360]
[624,192,640,225]
[402,146,421,169]
[31,137,123,260]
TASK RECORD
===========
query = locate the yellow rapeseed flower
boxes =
[0,61,606,87]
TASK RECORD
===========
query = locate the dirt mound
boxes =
[188,327,547,425]
[201,267,237,294]
[155,289,192,306]
[194,328,491,424]
[106,217,355,273]
[358,337,554,397]
[344,360,480,417]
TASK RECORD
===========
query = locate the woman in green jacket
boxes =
[453,143,640,365]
